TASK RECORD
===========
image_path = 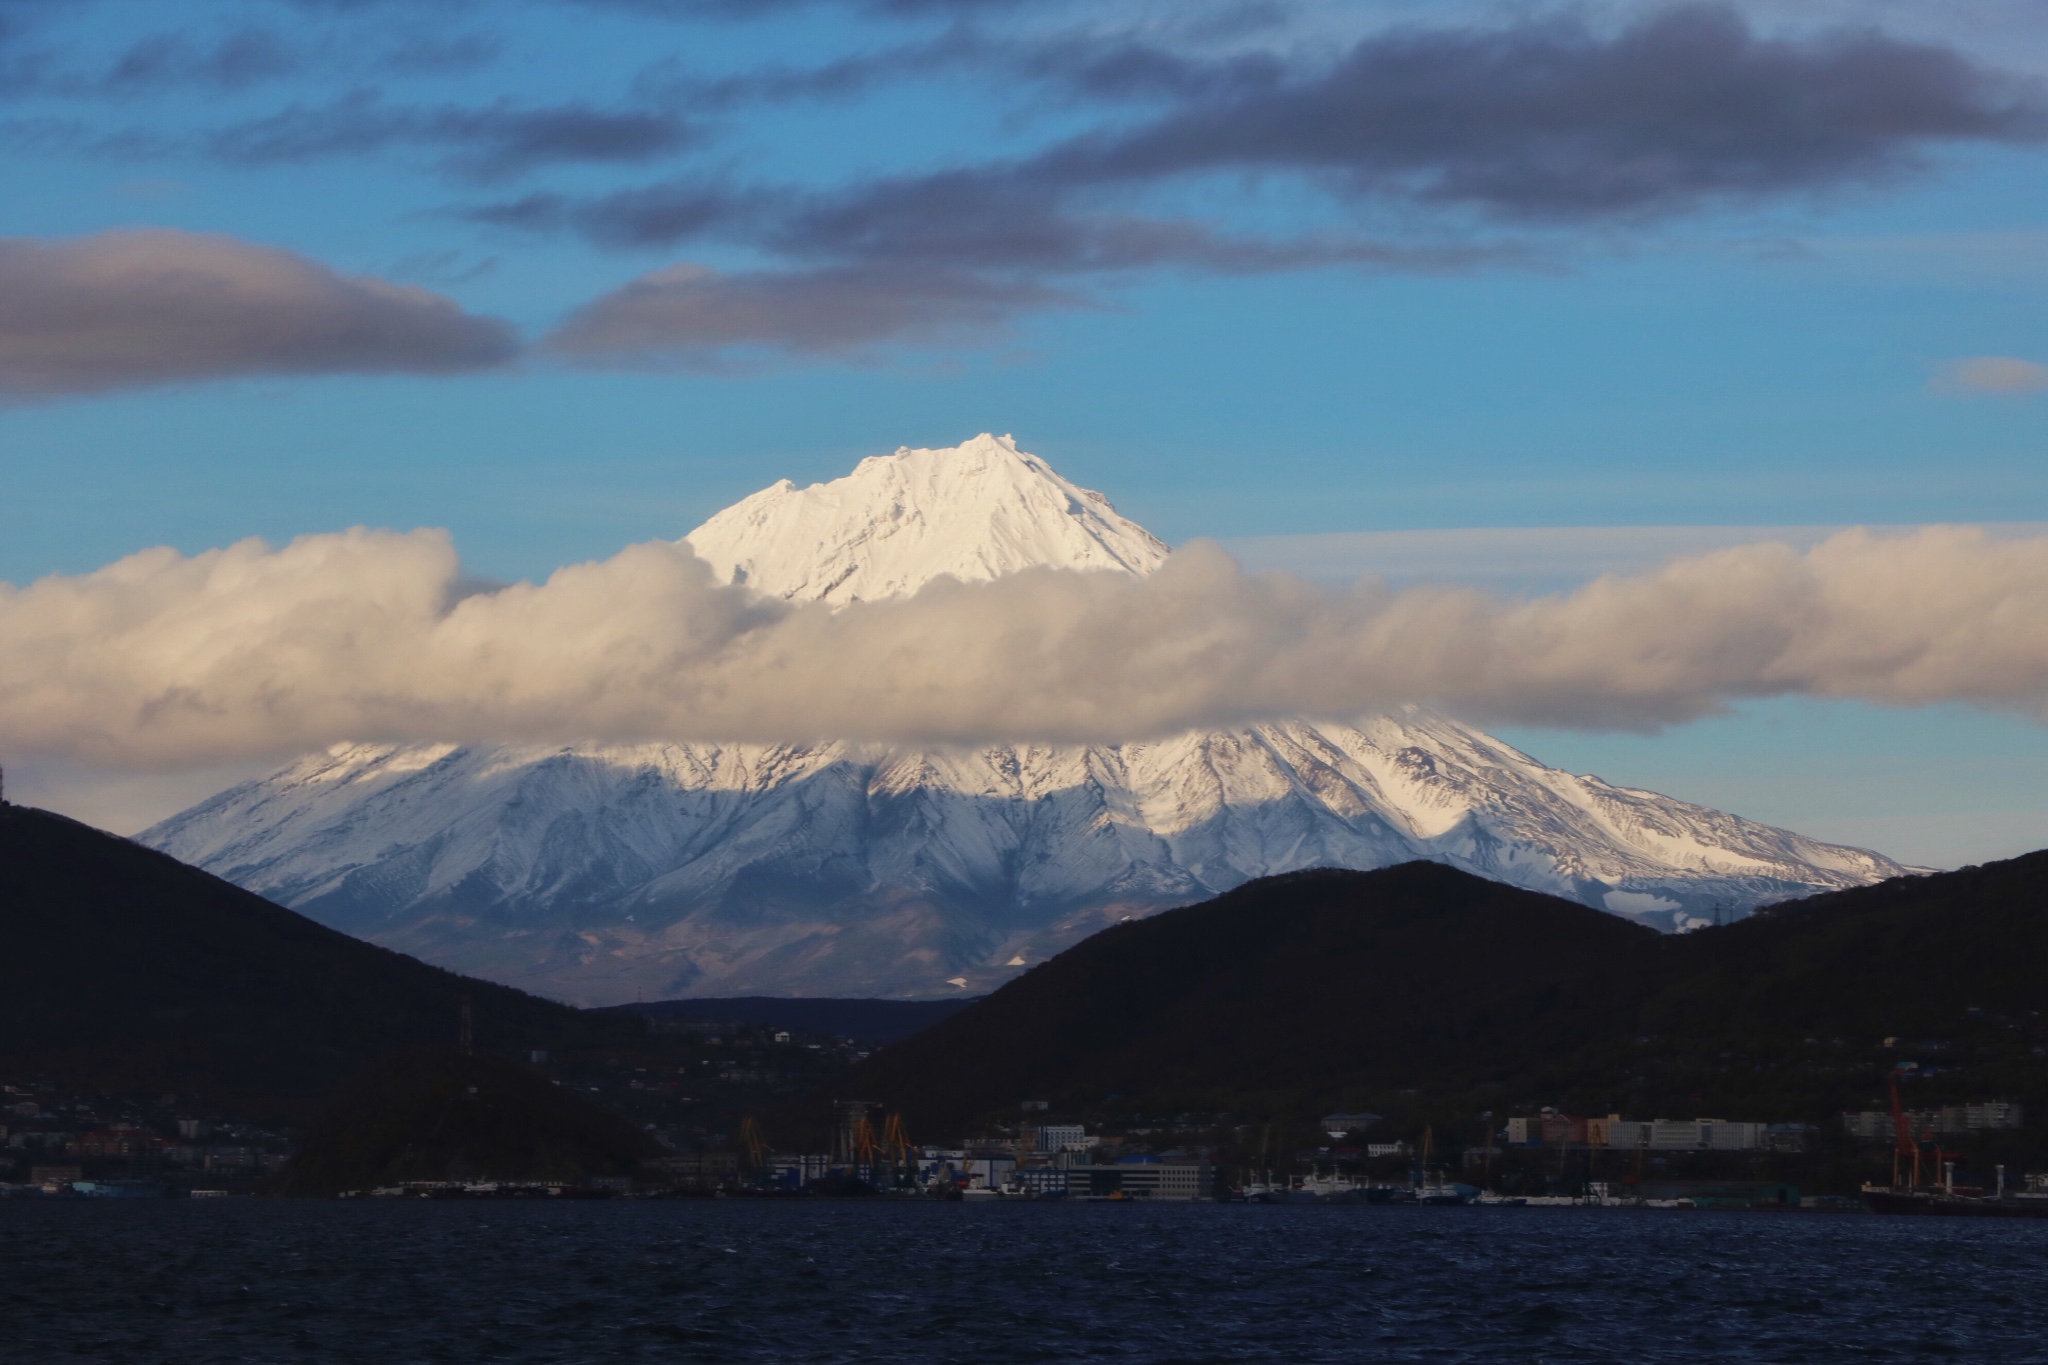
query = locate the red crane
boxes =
[1888,1070,1921,1190]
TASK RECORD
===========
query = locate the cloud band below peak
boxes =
[10,523,2048,768]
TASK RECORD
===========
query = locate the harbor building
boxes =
[1842,1103,2023,1141]
[1509,1114,1772,1151]
[1009,1167,1070,1196]
[1020,1124,1090,1155]
[1320,1113,1382,1138]
[1067,1157,1220,1201]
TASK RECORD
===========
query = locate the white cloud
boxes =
[1221,523,2048,594]
[8,524,2048,769]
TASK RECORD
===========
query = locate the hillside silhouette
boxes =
[0,804,627,1118]
[275,1046,662,1194]
[811,856,2048,1139]
[10,796,2046,1153]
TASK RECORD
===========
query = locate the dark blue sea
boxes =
[7,1201,2046,1363]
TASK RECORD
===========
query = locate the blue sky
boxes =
[4,0,2048,863]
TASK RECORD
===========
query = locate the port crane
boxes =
[852,1113,881,1169]
[880,1113,913,1188]
[739,1116,768,1173]
[1888,1070,1921,1190]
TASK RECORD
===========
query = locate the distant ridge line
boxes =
[598,996,978,1044]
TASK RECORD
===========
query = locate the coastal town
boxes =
[8,1061,2033,1210]
[1,1080,292,1198]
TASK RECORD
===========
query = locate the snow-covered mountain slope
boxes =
[140,435,1910,1004]
[685,432,1167,604]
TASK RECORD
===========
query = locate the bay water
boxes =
[6,1200,2044,1362]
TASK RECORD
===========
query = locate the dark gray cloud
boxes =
[633,16,1282,113]
[282,0,1055,15]
[0,229,519,397]
[1030,4,2042,219]
[495,6,2043,266]
[761,172,1502,275]
[474,172,1500,276]
[211,93,696,179]
[503,5,2043,365]
[376,32,501,74]
[469,180,753,247]
[0,5,57,96]
[102,27,296,93]
[527,194,1495,362]
[581,0,1054,17]
[1010,32,1284,103]
[702,4,2038,234]
[545,261,1074,362]
[636,27,990,110]
[0,13,498,102]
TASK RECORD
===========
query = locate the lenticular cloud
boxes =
[6,525,2048,768]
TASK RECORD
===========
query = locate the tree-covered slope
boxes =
[275,1046,662,1193]
[814,856,2048,1140]
[814,863,1663,1138]
[0,804,623,1117]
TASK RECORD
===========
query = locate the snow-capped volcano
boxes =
[685,433,1168,603]
[141,435,1909,1004]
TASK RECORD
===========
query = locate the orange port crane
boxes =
[740,1116,768,1172]
[881,1113,913,1188]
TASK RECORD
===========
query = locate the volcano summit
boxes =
[141,435,1906,1003]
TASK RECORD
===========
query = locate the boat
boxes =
[1298,1169,1370,1203]
[70,1179,164,1198]
[1409,1126,1477,1204]
[1415,1176,1479,1206]
[1859,1071,2048,1218]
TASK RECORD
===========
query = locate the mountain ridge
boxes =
[140,435,1908,1004]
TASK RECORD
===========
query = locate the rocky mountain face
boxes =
[141,435,1909,1004]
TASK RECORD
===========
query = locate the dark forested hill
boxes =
[810,863,1665,1139]
[1638,849,2048,1039]
[810,856,2048,1140]
[11,792,2045,1149]
[0,804,625,1117]
[275,1046,663,1194]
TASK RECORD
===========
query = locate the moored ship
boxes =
[1861,1185,2048,1218]
[1860,1072,2045,1218]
